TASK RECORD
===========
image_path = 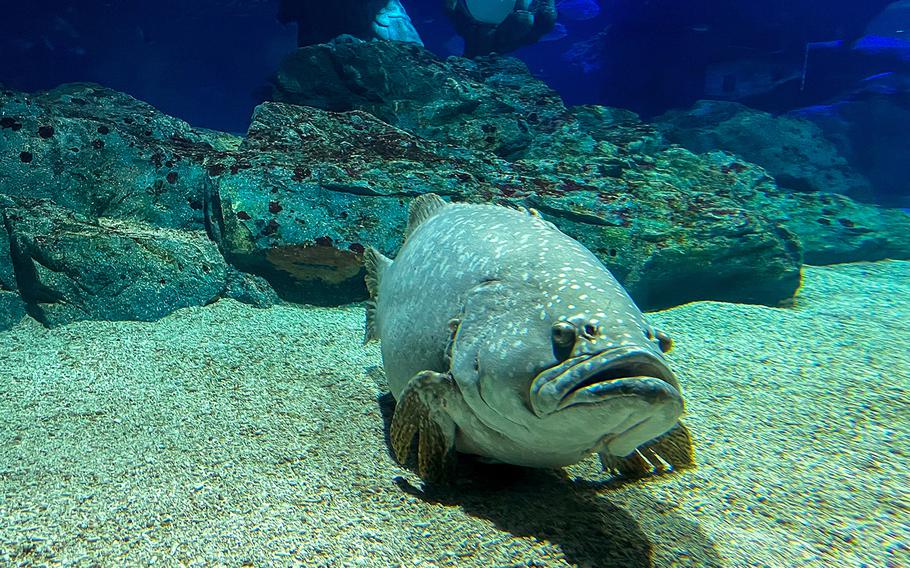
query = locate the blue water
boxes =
[0,1,901,128]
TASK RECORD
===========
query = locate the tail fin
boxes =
[364,246,392,343]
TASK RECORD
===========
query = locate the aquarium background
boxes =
[0,1,908,567]
[3,0,908,207]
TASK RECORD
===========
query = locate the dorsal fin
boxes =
[405,193,448,240]
[364,246,392,343]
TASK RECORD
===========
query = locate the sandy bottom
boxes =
[0,261,907,567]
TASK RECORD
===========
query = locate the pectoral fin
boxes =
[390,371,457,483]
[599,421,695,478]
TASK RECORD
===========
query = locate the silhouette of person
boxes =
[278,0,423,46]
[278,0,556,57]
[444,0,556,57]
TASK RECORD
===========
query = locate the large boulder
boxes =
[791,94,910,208]
[538,108,910,270]
[654,100,873,199]
[0,195,27,330]
[209,101,803,309]
[0,83,239,230]
[209,104,466,304]
[737,181,910,265]
[0,197,273,327]
[0,84,278,328]
[524,148,805,309]
[264,39,909,303]
[272,37,593,160]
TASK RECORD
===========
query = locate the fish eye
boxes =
[551,322,576,361]
[551,321,576,347]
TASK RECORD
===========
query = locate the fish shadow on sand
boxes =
[377,392,721,568]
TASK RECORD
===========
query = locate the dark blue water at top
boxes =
[1,0,907,204]
[0,1,898,125]
[0,0,296,133]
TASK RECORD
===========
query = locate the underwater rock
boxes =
[209,101,497,304]
[0,290,26,331]
[0,83,237,231]
[0,83,280,326]
[791,95,910,208]
[738,180,910,265]
[683,152,910,265]
[525,147,804,309]
[655,100,873,199]
[272,37,592,160]
[0,197,259,327]
[0,198,27,330]
[783,193,910,264]
[224,268,282,308]
[213,101,803,309]
[2,76,907,317]
[570,105,667,155]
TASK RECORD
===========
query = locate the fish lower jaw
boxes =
[600,400,683,457]
[556,375,682,412]
[529,346,680,417]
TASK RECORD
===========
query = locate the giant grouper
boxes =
[365,193,694,482]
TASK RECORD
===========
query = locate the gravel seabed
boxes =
[0,261,907,567]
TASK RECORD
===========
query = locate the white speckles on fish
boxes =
[365,194,693,482]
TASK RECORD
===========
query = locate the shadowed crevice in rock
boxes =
[0,205,34,328]
[0,197,277,328]
[225,246,367,306]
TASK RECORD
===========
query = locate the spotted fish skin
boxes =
[366,194,686,476]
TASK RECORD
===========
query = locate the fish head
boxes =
[450,277,683,461]
[528,309,684,457]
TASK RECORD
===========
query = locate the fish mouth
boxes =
[529,346,682,417]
